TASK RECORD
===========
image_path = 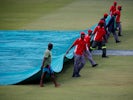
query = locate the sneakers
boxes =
[72,74,81,77]
[92,64,98,67]
[102,55,109,58]
[116,40,121,43]
[118,34,122,36]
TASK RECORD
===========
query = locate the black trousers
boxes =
[91,41,107,57]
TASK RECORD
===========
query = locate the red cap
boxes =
[118,6,122,9]
[99,20,105,24]
[88,29,92,33]
[114,1,117,5]
[80,32,85,35]
[104,13,108,18]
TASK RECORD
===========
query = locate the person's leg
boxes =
[112,31,120,43]
[107,30,110,39]
[78,55,86,75]
[50,73,60,87]
[118,22,122,36]
[90,41,98,51]
[106,29,110,41]
[101,42,108,58]
[85,50,97,67]
[40,71,47,87]
[97,42,102,50]
[73,54,81,77]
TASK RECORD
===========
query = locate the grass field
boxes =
[0,0,133,100]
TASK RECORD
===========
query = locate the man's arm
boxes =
[41,57,47,69]
[65,44,74,56]
[93,26,98,34]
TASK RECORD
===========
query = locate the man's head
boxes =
[88,29,92,36]
[99,20,105,27]
[80,32,85,40]
[118,6,122,10]
[114,1,117,6]
[104,13,108,19]
[48,43,53,50]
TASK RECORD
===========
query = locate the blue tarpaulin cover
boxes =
[0,16,111,85]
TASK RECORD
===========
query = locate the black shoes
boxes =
[92,64,98,67]
[72,74,81,77]
[102,55,109,58]
[116,40,121,43]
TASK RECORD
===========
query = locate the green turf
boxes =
[0,56,133,100]
[0,0,76,29]
[1,0,132,31]
[0,0,133,100]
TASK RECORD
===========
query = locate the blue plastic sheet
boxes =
[0,30,82,85]
[0,16,111,85]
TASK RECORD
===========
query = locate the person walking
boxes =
[65,32,86,77]
[116,6,122,36]
[100,13,109,42]
[110,1,117,16]
[40,43,60,87]
[90,20,108,58]
[106,12,121,43]
[84,29,98,67]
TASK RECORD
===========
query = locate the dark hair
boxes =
[48,43,53,49]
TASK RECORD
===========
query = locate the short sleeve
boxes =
[44,50,50,58]
[73,39,79,46]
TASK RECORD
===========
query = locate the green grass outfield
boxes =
[0,0,133,100]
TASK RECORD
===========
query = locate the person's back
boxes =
[116,6,122,36]
[116,10,120,23]
[110,1,117,16]
[91,20,108,58]
[107,15,115,33]
[85,34,91,48]
[93,25,106,42]
[100,13,108,29]
[106,12,120,43]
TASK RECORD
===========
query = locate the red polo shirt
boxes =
[73,38,86,55]
[110,5,116,16]
[116,10,121,22]
[93,26,106,42]
[84,35,91,48]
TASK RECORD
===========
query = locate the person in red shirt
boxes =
[106,11,120,43]
[65,32,86,77]
[84,29,98,67]
[116,6,122,36]
[91,20,108,58]
[101,13,109,40]
[110,1,117,16]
